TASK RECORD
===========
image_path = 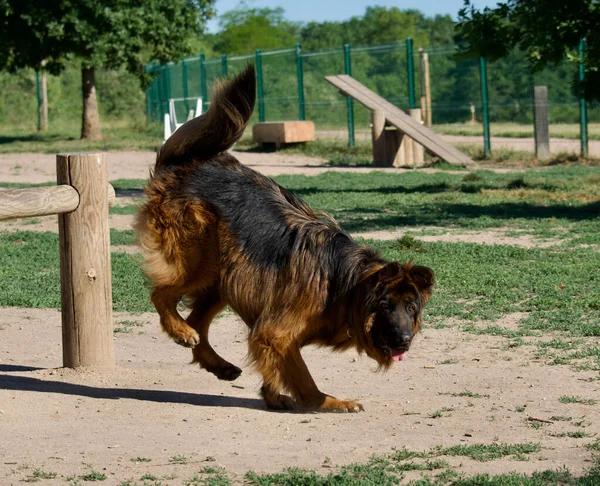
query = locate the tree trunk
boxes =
[40,65,48,131]
[81,66,101,140]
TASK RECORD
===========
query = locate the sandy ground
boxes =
[1,150,599,484]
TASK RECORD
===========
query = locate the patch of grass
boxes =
[0,121,162,154]
[169,455,187,463]
[0,231,151,312]
[79,470,107,481]
[586,439,600,451]
[130,457,152,463]
[559,395,598,405]
[245,443,549,485]
[114,320,144,334]
[109,205,139,215]
[434,442,540,462]
[438,358,458,365]
[550,415,572,421]
[110,229,136,246]
[448,390,490,398]
[550,431,592,438]
[140,474,158,481]
[392,234,425,252]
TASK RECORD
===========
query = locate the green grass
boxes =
[79,470,107,481]
[0,121,162,154]
[559,395,598,405]
[432,121,600,140]
[244,443,599,486]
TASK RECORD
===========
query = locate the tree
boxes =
[213,5,299,54]
[0,0,215,139]
[456,0,600,101]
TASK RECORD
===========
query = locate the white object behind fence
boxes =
[163,97,203,142]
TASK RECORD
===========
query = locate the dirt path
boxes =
[1,308,599,485]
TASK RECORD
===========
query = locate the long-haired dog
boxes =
[135,65,434,412]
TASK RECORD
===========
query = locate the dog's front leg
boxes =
[250,329,363,412]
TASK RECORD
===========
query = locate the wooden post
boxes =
[410,108,425,166]
[533,86,550,159]
[371,109,388,166]
[420,51,432,127]
[57,153,114,368]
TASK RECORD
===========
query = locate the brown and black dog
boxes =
[135,65,434,412]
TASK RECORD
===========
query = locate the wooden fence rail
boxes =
[0,153,115,368]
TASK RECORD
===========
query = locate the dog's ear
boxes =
[408,265,435,296]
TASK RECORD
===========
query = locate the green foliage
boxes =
[214,6,298,54]
[457,0,600,101]
[0,0,215,75]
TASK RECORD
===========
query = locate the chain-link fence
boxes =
[146,39,598,155]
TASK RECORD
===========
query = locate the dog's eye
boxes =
[406,303,417,314]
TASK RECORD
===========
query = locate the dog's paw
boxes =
[172,329,200,348]
[212,364,242,381]
[261,387,296,410]
[319,397,364,413]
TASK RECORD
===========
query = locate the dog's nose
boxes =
[400,334,411,346]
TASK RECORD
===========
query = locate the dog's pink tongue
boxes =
[392,351,407,362]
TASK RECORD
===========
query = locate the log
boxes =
[57,153,114,368]
[0,184,115,221]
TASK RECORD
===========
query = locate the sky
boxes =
[206,0,500,33]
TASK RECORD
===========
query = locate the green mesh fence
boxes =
[145,40,592,153]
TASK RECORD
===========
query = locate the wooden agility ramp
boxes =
[325,74,475,167]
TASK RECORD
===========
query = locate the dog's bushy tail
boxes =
[155,64,256,171]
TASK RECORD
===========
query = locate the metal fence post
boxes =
[221,54,228,77]
[256,49,265,122]
[579,39,589,157]
[35,70,42,131]
[344,43,355,148]
[181,60,189,115]
[479,56,491,158]
[164,65,172,119]
[199,53,208,114]
[296,43,306,121]
[406,37,416,109]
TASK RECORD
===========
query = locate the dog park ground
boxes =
[0,147,599,485]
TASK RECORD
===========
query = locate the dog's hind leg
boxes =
[188,288,242,381]
[151,286,200,347]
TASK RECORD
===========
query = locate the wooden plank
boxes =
[0,184,116,221]
[533,86,550,159]
[57,153,114,368]
[327,74,472,165]
[325,74,474,166]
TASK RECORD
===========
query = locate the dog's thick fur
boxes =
[135,65,434,412]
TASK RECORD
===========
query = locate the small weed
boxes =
[516,406,526,412]
[585,439,600,451]
[169,455,187,463]
[448,390,490,398]
[550,415,572,421]
[114,320,144,334]
[393,234,425,252]
[130,457,152,463]
[550,431,592,438]
[140,474,158,481]
[79,470,107,481]
[430,410,443,418]
[299,419,311,424]
[438,358,458,365]
[559,395,597,405]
